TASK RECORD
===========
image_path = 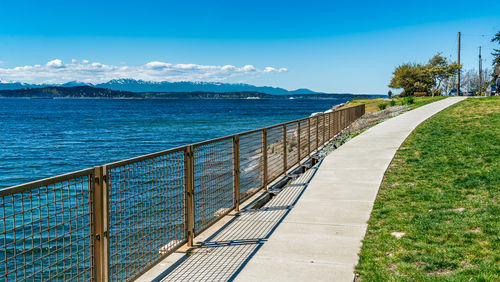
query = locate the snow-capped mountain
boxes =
[95,79,319,94]
[0,79,320,95]
[60,81,93,87]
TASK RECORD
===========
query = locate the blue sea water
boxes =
[0,97,359,189]
[0,96,378,280]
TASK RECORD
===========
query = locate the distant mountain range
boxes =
[0,79,321,95]
[0,86,384,100]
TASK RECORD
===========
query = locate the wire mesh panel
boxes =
[330,112,335,138]
[340,109,346,129]
[106,150,185,281]
[266,125,284,183]
[337,110,343,134]
[331,111,337,136]
[344,109,348,129]
[299,119,309,160]
[239,131,263,201]
[317,115,324,146]
[285,122,299,170]
[325,113,331,140]
[331,112,337,137]
[309,117,317,152]
[193,138,234,234]
[0,170,94,281]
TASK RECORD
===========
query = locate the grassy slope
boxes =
[344,96,446,113]
[356,97,500,281]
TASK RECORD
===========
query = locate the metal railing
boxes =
[0,104,365,281]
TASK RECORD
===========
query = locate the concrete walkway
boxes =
[140,97,465,282]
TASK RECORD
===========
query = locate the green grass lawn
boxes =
[355,97,500,281]
[344,96,446,113]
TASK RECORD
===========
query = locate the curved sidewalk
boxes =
[234,97,466,281]
[139,97,465,282]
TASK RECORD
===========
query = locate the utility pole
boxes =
[479,46,482,95]
[457,32,461,96]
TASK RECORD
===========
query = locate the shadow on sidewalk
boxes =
[151,165,319,282]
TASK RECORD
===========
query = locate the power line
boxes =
[460,33,496,37]
[462,35,490,37]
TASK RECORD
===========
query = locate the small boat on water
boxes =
[246,97,261,99]
[31,97,54,99]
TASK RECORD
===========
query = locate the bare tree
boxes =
[482,68,492,88]
[462,69,479,92]
[458,68,492,94]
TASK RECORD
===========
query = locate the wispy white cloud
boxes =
[0,59,287,84]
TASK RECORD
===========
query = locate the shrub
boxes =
[403,96,414,105]
[390,100,396,106]
[378,103,387,110]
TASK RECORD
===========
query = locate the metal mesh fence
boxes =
[317,115,324,146]
[309,117,318,152]
[299,119,309,160]
[0,170,94,281]
[193,138,234,234]
[238,131,263,201]
[1,104,365,281]
[336,110,342,135]
[266,126,284,182]
[330,112,337,137]
[325,113,331,140]
[340,109,346,129]
[106,150,185,281]
[285,122,299,170]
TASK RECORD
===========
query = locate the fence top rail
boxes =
[0,167,95,197]
[263,116,309,129]
[185,113,325,148]
[191,134,234,148]
[2,104,364,192]
[238,127,264,137]
[338,104,364,110]
[105,145,187,169]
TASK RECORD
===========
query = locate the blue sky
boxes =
[0,0,499,93]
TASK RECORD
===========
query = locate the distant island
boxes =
[0,86,383,99]
[0,79,321,95]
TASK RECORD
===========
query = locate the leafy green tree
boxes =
[389,63,433,96]
[427,54,460,96]
[492,31,500,75]
[389,53,460,96]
